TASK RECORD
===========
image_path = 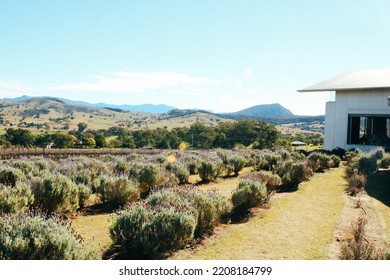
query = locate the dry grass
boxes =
[171,167,346,260]
[0,99,233,132]
[71,213,113,254]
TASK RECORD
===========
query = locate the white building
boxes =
[299,69,390,151]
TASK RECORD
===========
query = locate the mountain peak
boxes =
[232,103,293,117]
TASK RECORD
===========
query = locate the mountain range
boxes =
[2,95,177,114]
[1,95,294,118]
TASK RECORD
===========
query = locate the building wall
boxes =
[324,88,390,150]
[324,101,335,150]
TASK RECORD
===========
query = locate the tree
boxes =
[5,128,35,147]
[34,133,53,154]
[52,133,76,148]
[188,122,215,149]
[94,132,107,148]
[77,123,88,134]
[121,136,136,148]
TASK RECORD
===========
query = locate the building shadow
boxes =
[365,169,390,207]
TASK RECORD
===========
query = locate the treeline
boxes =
[216,113,325,125]
[0,120,322,150]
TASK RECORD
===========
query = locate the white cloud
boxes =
[50,71,224,92]
[0,80,30,92]
[242,68,254,80]
[0,80,31,97]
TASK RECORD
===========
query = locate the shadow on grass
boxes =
[276,184,299,193]
[221,208,252,224]
[365,169,390,207]
[78,202,119,216]
[103,246,151,260]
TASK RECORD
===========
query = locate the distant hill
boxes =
[231,103,293,117]
[0,97,235,132]
[1,95,177,114]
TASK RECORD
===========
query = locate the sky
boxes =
[1,0,390,115]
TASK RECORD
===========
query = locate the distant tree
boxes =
[94,132,107,148]
[77,123,88,134]
[0,136,11,148]
[188,122,216,149]
[84,137,96,148]
[5,128,35,147]
[52,133,76,148]
[132,130,155,148]
[121,136,136,148]
[253,120,280,149]
[108,138,122,148]
[34,133,53,153]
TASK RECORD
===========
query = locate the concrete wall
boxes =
[324,88,390,150]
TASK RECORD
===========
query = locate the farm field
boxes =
[0,148,389,260]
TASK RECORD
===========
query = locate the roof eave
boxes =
[298,86,390,93]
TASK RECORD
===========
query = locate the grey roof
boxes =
[298,68,390,92]
[291,141,306,146]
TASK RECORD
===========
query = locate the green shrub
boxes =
[146,189,195,214]
[34,158,53,173]
[187,161,199,175]
[245,171,282,194]
[141,207,196,256]
[231,179,268,211]
[198,160,223,183]
[77,184,92,208]
[0,167,26,187]
[357,155,377,175]
[371,148,385,161]
[345,156,359,178]
[0,213,99,260]
[307,152,332,172]
[109,204,149,251]
[110,203,196,257]
[11,160,38,177]
[168,163,190,185]
[184,188,232,235]
[94,175,139,206]
[56,164,93,187]
[345,149,362,163]
[229,156,246,176]
[254,153,280,171]
[128,162,145,179]
[138,163,161,193]
[113,160,129,175]
[330,155,341,168]
[275,160,313,188]
[379,154,390,169]
[346,174,366,196]
[31,174,79,213]
[0,182,34,214]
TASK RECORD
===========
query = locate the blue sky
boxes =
[1,0,390,115]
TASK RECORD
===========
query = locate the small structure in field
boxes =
[299,69,390,151]
[291,141,307,151]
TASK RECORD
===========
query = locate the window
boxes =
[347,114,390,146]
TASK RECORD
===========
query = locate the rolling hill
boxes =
[2,95,177,114]
[0,97,234,132]
[0,96,323,134]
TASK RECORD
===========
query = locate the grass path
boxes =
[71,213,112,254]
[172,168,346,260]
